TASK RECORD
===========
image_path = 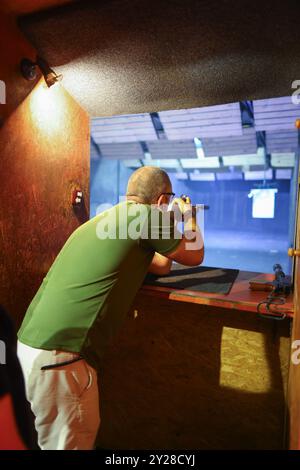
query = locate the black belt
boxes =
[40,355,83,370]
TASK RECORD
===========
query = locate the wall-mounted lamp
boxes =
[20,57,63,88]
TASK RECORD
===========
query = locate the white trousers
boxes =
[17,341,100,450]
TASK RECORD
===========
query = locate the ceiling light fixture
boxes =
[20,57,63,88]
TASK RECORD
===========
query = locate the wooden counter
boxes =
[142,270,294,317]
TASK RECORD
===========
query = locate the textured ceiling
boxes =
[19,0,300,117]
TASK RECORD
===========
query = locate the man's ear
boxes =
[156,194,165,206]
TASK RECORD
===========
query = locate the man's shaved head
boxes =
[126,166,172,204]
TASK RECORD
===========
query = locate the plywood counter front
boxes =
[96,270,292,450]
[141,270,294,318]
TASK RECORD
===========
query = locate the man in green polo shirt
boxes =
[17,166,204,450]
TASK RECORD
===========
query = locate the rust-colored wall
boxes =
[0,13,90,326]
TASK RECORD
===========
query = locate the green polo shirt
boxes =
[17,201,181,370]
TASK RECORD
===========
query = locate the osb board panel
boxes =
[0,67,89,325]
[96,294,290,450]
[19,0,300,116]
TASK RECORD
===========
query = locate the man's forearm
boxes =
[183,208,204,250]
[148,252,172,275]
